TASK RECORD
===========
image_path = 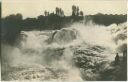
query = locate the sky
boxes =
[2,0,127,18]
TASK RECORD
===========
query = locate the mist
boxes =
[1,21,127,81]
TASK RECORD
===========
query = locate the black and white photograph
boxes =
[1,0,127,81]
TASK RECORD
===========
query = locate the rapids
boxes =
[1,22,127,81]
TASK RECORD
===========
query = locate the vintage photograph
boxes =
[1,0,127,81]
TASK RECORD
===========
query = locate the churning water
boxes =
[1,22,127,81]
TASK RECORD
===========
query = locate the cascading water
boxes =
[1,22,127,81]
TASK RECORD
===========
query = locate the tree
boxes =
[44,10,47,16]
[47,12,49,16]
[59,8,64,17]
[60,10,64,17]
[55,7,59,15]
[72,5,77,16]
[76,6,79,16]
[80,11,84,16]
[55,7,64,17]
[44,10,49,16]
[2,14,23,45]
[58,8,61,16]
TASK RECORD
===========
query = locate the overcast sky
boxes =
[2,0,127,18]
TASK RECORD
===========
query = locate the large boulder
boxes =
[51,28,79,44]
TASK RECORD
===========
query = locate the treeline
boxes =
[89,13,127,26]
[2,5,84,30]
[1,5,127,45]
[2,13,126,31]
